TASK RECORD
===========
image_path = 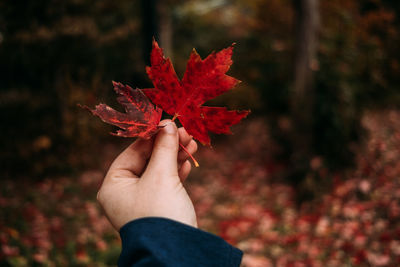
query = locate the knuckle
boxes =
[96,187,106,204]
[192,140,198,151]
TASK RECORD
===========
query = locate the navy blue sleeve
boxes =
[118,217,243,267]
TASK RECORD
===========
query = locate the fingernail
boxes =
[165,122,176,134]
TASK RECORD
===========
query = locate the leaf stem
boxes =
[179,143,199,167]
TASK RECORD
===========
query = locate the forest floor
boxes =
[2,111,400,267]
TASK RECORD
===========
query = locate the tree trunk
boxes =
[290,0,320,200]
[141,0,173,64]
[291,0,319,165]
[157,3,173,59]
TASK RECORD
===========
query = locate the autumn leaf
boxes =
[81,81,162,139]
[81,41,249,166]
[144,40,250,145]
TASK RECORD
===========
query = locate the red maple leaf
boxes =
[144,40,249,145]
[82,81,162,139]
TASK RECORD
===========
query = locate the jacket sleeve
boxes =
[118,217,243,267]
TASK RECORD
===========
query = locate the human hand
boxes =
[97,120,198,231]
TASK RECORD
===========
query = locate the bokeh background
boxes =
[1,0,400,266]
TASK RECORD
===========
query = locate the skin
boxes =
[97,120,198,231]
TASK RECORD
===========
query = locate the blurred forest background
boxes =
[1,0,400,266]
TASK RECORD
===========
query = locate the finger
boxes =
[178,139,198,162]
[145,120,179,177]
[178,160,192,182]
[107,138,154,178]
[178,127,192,147]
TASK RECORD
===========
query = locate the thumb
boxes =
[145,120,179,177]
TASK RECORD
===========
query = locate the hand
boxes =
[97,120,198,231]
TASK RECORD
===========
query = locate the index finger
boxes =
[178,127,192,147]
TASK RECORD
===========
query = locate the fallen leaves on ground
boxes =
[188,111,400,267]
[2,111,400,266]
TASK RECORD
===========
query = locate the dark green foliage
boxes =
[0,0,146,178]
[1,0,400,180]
